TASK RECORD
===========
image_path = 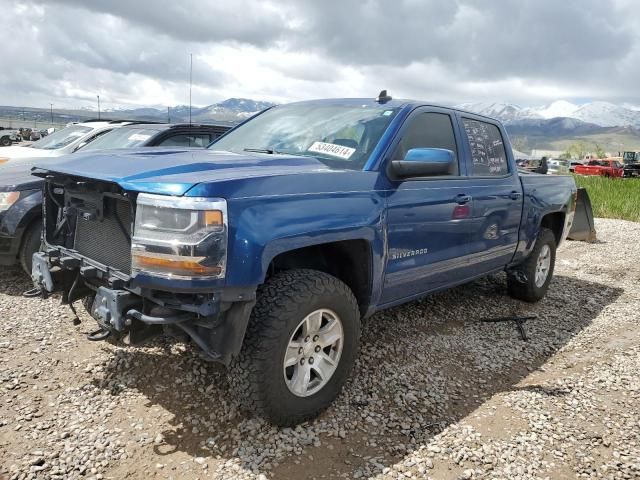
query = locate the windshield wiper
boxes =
[244,147,275,154]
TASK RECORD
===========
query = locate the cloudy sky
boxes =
[0,0,638,110]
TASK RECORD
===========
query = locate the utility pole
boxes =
[189,53,193,125]
[97,95,101,120]
[167,106,170,123]
[50,103,53,124]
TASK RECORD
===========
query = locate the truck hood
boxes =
[0,145,58,162]
[33,148,334,196]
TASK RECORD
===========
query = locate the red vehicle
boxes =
[574,159,624,177]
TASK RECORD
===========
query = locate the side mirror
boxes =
[391,148,455,178]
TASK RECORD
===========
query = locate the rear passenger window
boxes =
[158,134,211,148]
[393,112,459,175]
[462,119,509,176]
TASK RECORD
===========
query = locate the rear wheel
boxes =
[507,227,556,302]
[19,222,43,275]
[0,136,10,146]
[228,269,361,426]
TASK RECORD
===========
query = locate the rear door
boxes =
[455,115,522,272]
[381,107,478,305]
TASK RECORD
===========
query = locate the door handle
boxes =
[509,191,522,200]
[455,194,472,204]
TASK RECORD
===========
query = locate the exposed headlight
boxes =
[131,193,228,279]
[0,191,19,212]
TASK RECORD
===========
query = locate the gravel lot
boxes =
[1,218,639,480]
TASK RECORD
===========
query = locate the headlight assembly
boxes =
[0,191,19,212]
[131,193,228,279]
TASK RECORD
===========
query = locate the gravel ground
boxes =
[1,218,639,480]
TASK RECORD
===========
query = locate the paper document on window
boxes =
[308,141,355,159]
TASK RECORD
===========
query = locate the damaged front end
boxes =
[31,172,254,364]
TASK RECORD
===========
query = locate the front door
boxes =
[380,108,477,305]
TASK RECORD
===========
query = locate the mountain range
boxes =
[455,100,640,128]
[0,98,276,126]
[102,98,640,133]
[453,100,640,153]
[2,97,640,128]
[104,98,276,122]
[104,98,640,128]
[2,97,640,153]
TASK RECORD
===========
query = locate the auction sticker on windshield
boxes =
[308,141,355,160]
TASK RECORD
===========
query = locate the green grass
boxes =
[573,175,640,222]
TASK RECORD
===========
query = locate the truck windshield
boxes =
[209,103,401,170]
[29,125,92,150]
[81,128,159,151]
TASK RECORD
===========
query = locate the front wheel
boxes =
[228,269,361,426]
[19,222,43,275]
[507,227,556,302]
[0,136,10,146]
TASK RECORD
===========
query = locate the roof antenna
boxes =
[376,89,392,104]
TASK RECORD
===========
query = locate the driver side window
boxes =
[392,112,459,175]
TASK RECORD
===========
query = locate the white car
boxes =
[0,121,131,164]
[547,158,570,175]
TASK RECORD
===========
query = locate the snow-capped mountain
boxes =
[99,98,276,123]
[195,98,275,120]
[456,100,640,128]
[534,100,579,119]
[455,102,539,123]
[569,102,640,127]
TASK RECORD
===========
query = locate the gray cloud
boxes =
[43,0,292,46]
[294,0,632,79]
[1,0,639,109]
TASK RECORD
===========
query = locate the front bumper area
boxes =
[31,249,256,364]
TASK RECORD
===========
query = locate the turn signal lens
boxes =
[132,252,222,277]
[204,210,223,227]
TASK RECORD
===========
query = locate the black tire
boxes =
[507,227,556,302]
[0,136,10,146]
[228,269,361,426]
[19,222,43,275]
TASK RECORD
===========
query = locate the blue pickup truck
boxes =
[31,95,577,425]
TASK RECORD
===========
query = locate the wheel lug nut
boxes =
[305,336,310,342]
[315,345,321,353]
[309,357,314,364]
[300,358,305,365]
[313,335,319,342]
